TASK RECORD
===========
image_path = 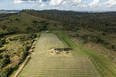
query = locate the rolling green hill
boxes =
[21,10,116,65]
[0,12,62,36]
[0,10,116,77]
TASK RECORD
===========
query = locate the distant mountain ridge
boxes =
[0,10,20,14]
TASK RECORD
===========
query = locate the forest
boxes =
[22,10,116,33]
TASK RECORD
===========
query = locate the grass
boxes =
[35,33,65,51]
[0,34,29,50]
[0,12,62,34]
[0,11,115,77]
[67,29,116,65]
[19,33,99,77]
[9,63,22,77]
[55,31,116,77]
[0,34,35,77]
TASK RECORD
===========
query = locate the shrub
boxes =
[0,67,11,77]
[0,38,5,46]
[104,44,115,51]
[0,58,10,69]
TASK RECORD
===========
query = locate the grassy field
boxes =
[35,33,65,51]
[55,31,116,77]
[19,33,99,77]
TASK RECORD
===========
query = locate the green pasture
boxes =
[19,33,99,77]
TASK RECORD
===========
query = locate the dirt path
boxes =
[13,34,39,77]
[6,34,28,41]
[0,34,28,50]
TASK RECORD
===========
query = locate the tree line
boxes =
[22,10,116,33]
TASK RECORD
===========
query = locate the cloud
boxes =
[89,0,100,6]
[39,0,42,3]
[13,0,116,11]
[50,0,63,5]
[14,0,38,4]
[49,0,83,6]
[104,0,116,7]
[74,0,82,4]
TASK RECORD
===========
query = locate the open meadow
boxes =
[19,33,100,77]
[55,31,116,77]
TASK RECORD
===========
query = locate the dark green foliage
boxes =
[0,38,5,47]
[103,42,115,51]
[15,18,20,21]
[22,10,116,51]
[0,67,11,77]
[22,10,116,33]
[76,34,116,50]
[0,13,16,19]
[0,57,10,69]
[80,35,104,44]
[32,20,38,23]
[0,13,50,36]
[0,10,116,76]
[0,34,36,76]
[31,34,37,38]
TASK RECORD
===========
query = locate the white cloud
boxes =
[89,0,100,6]
[74,0,82,4]
[14,0,22,4]
[104,0,116,7]
[50,0,83,6]
[13,0,116,11]
[39,0,42,3]
[14,0,37,4]
[40,3,46,7]
[50,0,63,5]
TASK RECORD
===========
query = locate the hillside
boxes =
[22,10,116,64]
[22,10,116,33]
[0,12,62,77]
[0,12,62,50]
[0,12,62,35]
[0,10,116,77]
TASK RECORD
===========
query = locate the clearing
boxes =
[19,33,99,77]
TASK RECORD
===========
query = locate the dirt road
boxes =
[13,34,39,77]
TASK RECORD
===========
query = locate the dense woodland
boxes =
[22,10,116,33]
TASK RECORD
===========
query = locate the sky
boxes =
[0,0,116,11]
